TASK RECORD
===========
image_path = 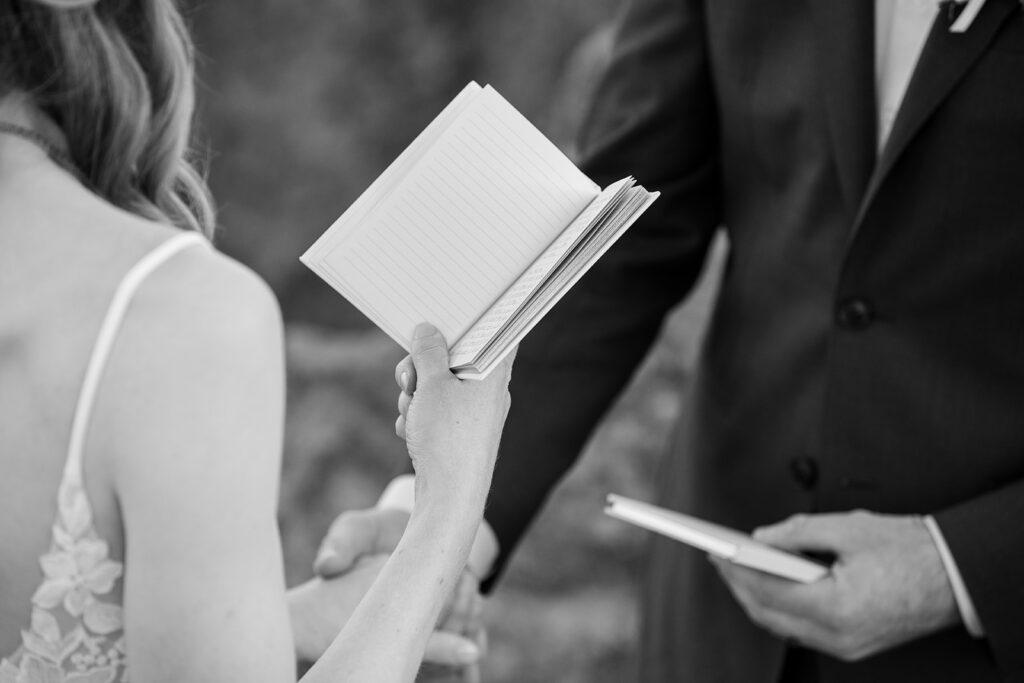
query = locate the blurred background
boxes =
[187,1,723,680]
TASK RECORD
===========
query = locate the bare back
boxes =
[0,135,195,653]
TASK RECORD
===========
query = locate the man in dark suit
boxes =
[476,0,1024,681]
[317,0,1024,680]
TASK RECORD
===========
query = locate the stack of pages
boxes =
[302,82,658,379]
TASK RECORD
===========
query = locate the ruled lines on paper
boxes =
[321,85,599,347]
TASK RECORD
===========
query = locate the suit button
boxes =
[789,457,819,490]
[836,297,875,330]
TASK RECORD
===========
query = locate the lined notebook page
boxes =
[302,82,485,342]
[311,85,599,348]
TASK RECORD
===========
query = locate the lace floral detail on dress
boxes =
[0,482,128,683]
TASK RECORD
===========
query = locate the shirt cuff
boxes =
[924,515,985,638]
[377,474,500,580]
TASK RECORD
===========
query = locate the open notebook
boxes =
[605,494,830,583]
[301,82,659,379]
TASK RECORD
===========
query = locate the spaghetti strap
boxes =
[61,231,210,490]
[0,231,208,679]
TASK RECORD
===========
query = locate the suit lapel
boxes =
[852,0,1021,233]
[811,0,878,214]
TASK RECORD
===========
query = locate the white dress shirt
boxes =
[875,0,985,638]
[377,0,985,639]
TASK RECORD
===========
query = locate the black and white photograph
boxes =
[1,0,1022,681]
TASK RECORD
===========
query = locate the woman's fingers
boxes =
[443,572,481,635]
[394,355,416,394]
[395,376,413,439]
[397,390,411,416]
[395,323,449,442]
[393,352,416,441]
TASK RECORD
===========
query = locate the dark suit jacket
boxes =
[485,0,1024,681]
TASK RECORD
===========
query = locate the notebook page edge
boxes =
[449,178,632,367]
[465,188,659,377]
[299,249,412,345]
[732,545,830,583]
[608,495,828,583]
[458,187,652,371]
[300,255,414,351]
[604,497,738,558]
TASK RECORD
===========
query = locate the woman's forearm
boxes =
[298,324,513,681]
[300,496,484,683]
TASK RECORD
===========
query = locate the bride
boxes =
[0,1,513,681]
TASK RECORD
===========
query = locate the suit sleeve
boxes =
[933,479,1024,675]
[482,0,723,588]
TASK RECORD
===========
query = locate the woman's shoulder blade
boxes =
[104,236,283,413]
[80,219,285,481]
[132,237,282,343]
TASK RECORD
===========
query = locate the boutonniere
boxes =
[947,0,986,32]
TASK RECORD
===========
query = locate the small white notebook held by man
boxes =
[605,494,830,583]
[301,81,659,379]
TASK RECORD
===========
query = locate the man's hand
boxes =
[313,507,410,576]
[310,506,488,676]
[289,555,389,663]
[711,510,960,661]
[419,570,487,683]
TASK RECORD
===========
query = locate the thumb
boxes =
[410,322,451,381]
[314,508,409,577]
[423,631,481,667]
[752,513,851,554]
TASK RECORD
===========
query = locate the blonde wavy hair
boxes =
[0,0,216,236]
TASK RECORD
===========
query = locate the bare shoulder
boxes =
[86,215,286,480]
[132,232,283,345]
[104,225,284,404]
[83,208,284,361]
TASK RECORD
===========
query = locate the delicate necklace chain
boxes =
[0,121,80,178]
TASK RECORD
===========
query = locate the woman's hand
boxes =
[395,323,514,511]
[298,323,512,682]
